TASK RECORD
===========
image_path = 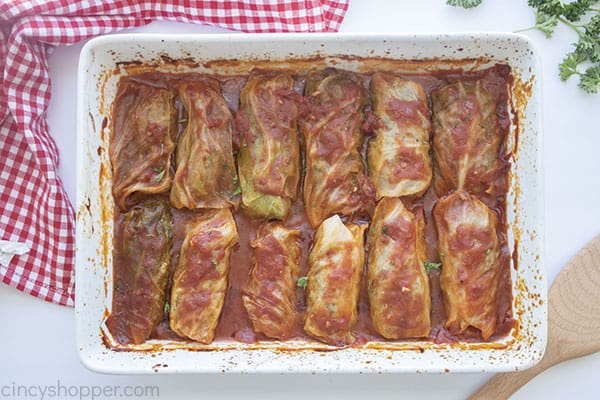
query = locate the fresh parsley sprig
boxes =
[515,10,559,38]
[447,0,600,93]
[579,65,600,92]
[447,0,483,8]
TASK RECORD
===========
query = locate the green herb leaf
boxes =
[212,260,218,268]
[533,10,559,38]
[576,35,600,62]
[586,14,600,37]
[529,0,564,17]
[381,225,389,236]
[563,0,595,22]
[154,168,166,182]
[297,276,309,289]
[559,52,586,81]
[579,65,600,93]
[164,302,170,314]
[424,261,443,273]
[232,186,242,196]
[179,117,188,123]
[447,0,483,9]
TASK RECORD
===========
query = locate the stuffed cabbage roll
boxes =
[236,70,301,220]
[106,198,173,345]
[431,79,503,196]
[433,191,501,340]
[110,81,177,210]
[304,215,366,346]
[367,198,431,339]
[368,73,432,198]
[242,222,301,340]
[301,69,375,228]
[169,208,239,343]
[170,79,238,209]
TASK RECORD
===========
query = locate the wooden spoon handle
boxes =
[467,358,552,400]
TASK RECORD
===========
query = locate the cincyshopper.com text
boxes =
[1,380,159,399]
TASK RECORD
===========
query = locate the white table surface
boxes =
[2,1,600,399]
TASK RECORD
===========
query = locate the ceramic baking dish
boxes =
[75,33,545,373]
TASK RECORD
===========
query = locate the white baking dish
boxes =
[76,33,545,373]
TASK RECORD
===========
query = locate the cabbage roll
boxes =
[368,73,432,198]
[106,198,173,345]
[431,79,503,196]
[301,69,375,228]
[242,222,301,340]
[304,215,366,346]
[170,79,238,209]
[110,81,177,210]
[367,198,431,339]
[169,208,239,343]
[236,70,301,220]
[433,191,501,339]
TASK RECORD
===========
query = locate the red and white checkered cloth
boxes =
[0,0,349,307]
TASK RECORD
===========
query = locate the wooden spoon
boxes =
[469,234,600,400]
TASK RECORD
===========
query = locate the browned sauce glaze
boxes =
[111,63,515,347]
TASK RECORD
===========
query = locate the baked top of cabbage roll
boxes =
[242,222,301,340]
[368,72,432,198]
[431,78,504,196]
[433,190,501,340]
[304,214,366,346]
[110,80,177,211]
[170,208,239,344]
[236,70,301,220]
[106,198,173,345]
[301,69,375,228]
[170,78,239,210]
[367,197,431,339]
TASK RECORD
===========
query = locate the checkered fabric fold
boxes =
[0,0,349,306]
